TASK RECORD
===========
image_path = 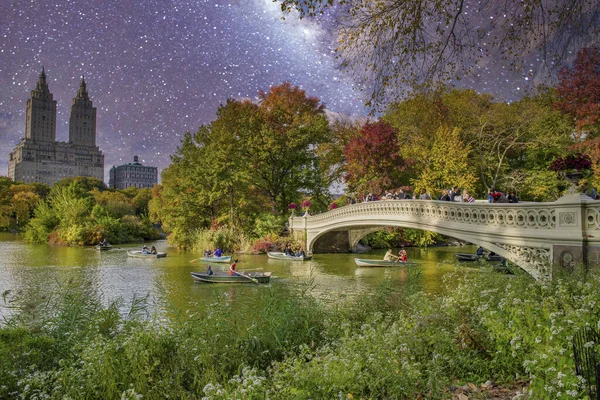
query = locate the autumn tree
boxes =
[280,0,599,109]
[555,46,600,137]
[383,88,574,197]
[384,89,492,167]
[0,178,44,231]
[156,83,331,249]
[343,121,412,195]
[248,82,330,212]
[411,126,478,197]
[314,115,364,193]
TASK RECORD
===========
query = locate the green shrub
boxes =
[253,213,285,238]
[4,270,600,399]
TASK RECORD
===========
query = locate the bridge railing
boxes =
[292,200,562,230]
[292,198,600,234]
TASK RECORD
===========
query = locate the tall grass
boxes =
[2,268,600,399]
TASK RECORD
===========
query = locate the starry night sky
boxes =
[0,0,367,181]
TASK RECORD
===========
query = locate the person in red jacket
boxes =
[229,259,238,276]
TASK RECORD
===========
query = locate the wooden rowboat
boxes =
[455,253,503,262]
[267,252,312,261]
[127,250,167,258]
[191,271,271,284]
[96,244,112,250]
[354,258,417,267]
[198,255,232,263]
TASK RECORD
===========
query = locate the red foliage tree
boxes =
[343,121,412,195]
[555,47,600,136]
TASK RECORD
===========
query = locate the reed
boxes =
[2,269,600,399]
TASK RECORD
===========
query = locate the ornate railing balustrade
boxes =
[289,195,600,280]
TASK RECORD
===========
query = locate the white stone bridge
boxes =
[289,193,600,280]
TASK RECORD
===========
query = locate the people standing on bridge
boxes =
[490,188,502,203]
[419,188,431,200]
[463,191,475,203]
[507,191,519,203]
[496,190,509,203]
[450,186,461,202]
[583,183,598,199]
[439,189,451,201]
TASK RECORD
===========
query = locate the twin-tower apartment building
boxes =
[8,69,157,189]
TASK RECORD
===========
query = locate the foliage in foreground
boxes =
[2,268,600,399]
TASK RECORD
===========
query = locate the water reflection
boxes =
[0,232,490,320]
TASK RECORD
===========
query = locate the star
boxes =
[0,0,366,180]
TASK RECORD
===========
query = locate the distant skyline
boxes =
[0,0,367,181]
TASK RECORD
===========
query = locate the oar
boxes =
[237,270,259,284]
[189,256,203,263]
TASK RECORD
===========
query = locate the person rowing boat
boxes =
[229,259,238,276]
[384,249,400,262]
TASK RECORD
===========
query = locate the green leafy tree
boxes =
[384,88,573,198]
[411,126,478,197]
[468,94,574,194]
[91,189,135,218]
[156,83,331,249]
[248,82,330,212]
[24,200,59,242]
[314,115,364,191]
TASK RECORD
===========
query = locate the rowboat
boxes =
[354,258,417,267]
[198,255,232,263]
[96,244,112,250]
[127,250,167,258]
[267,252,312,261]
[455,253,503,262]
[191,271,272,284]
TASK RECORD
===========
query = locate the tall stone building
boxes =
[109,156,158,189]
[8,68,104,186]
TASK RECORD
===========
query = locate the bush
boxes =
[253,213,285,239]
[4,268,600,398]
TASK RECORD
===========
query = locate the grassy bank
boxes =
[1,268,598,399]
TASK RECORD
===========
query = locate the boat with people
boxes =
[354,258,418,267]
[127,250,167,258]
[96,244,112,251]
[267,252,312,261]
[190,271,272,284]
[455,253,503,262]
[198,255,232,263]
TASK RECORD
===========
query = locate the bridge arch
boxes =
[290,194,600,281]
[306,220,549,279]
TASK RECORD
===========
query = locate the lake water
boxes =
[0,233,500,320]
